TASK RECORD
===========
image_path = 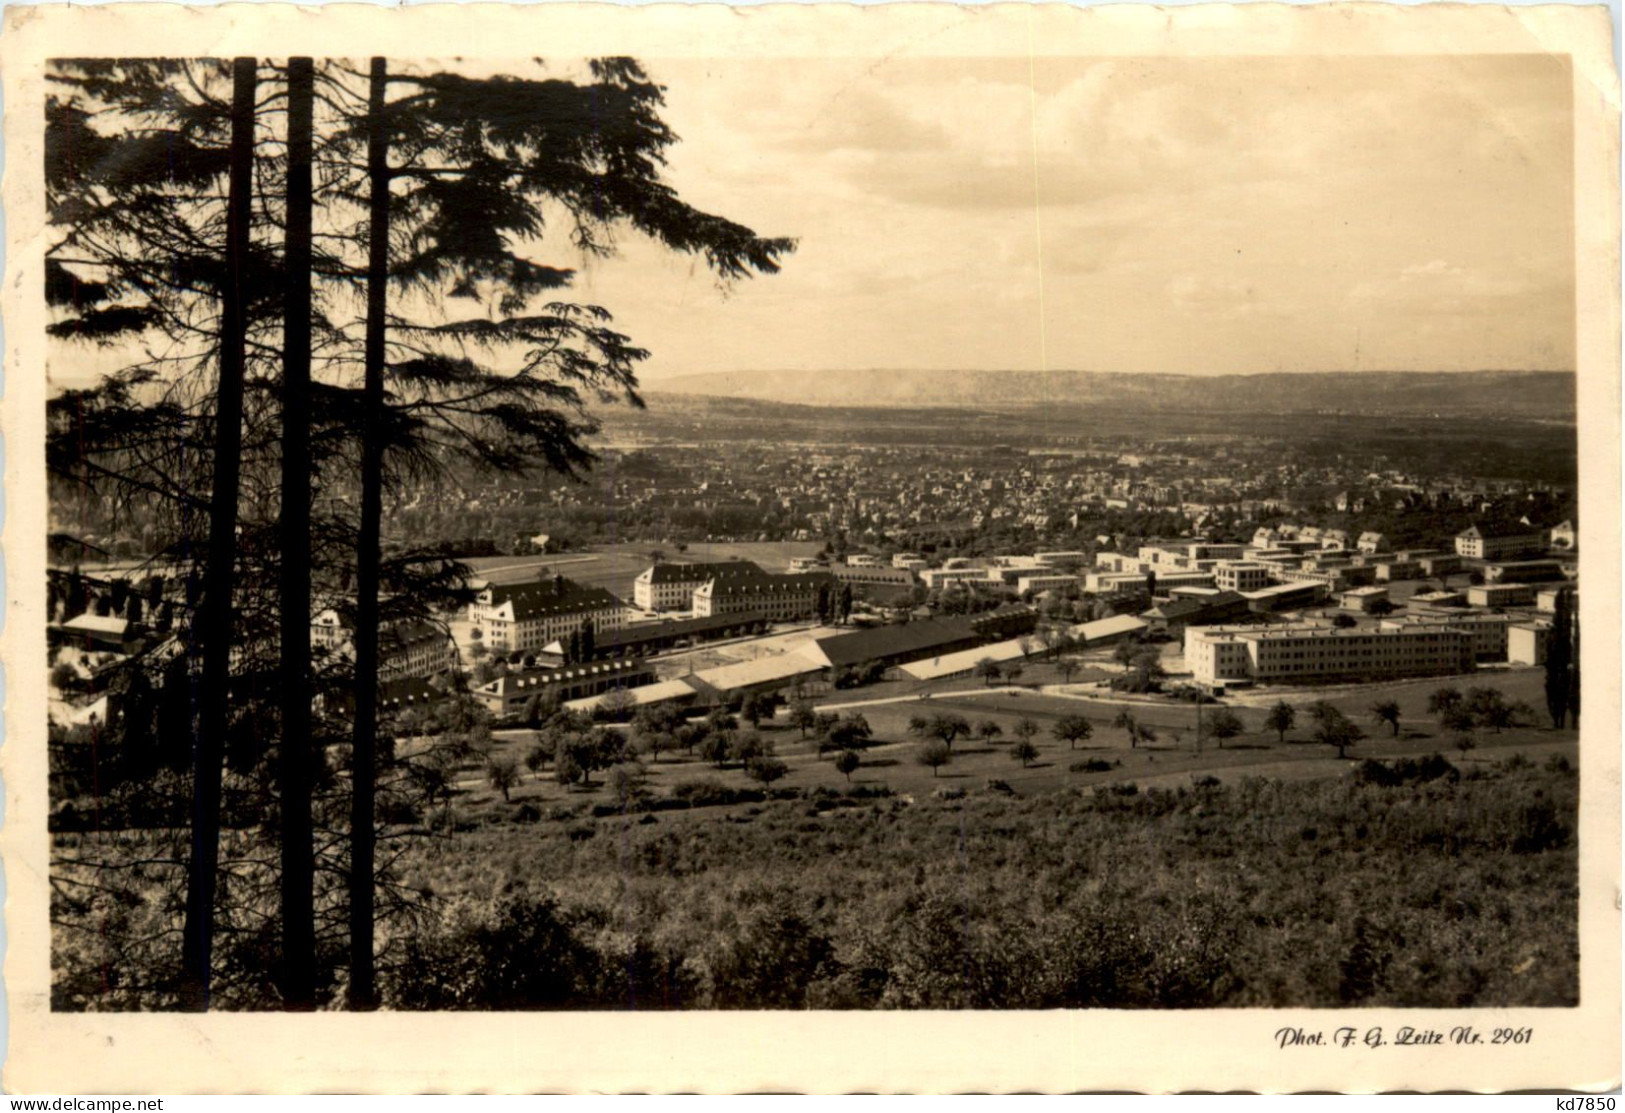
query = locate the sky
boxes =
[561,53,1576,379]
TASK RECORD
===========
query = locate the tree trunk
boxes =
[180,55,256,1013]
[348,56,389,1012]
[278,56,317,1011]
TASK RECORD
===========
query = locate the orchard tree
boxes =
[1052,714,1094,751]
[835,749,861,784]
[788,696,817,738]
[928,713,972,751]
[829,713,873,753]
[486,756,520,802]
[523,744,549,781]
[1369,700,1402,738]
[1427,687,1464,718]
[1205,707,1244,749]
[1310,703,1363,759]
[917,741,952,777]
[1011,740,1039,768]
[745,755,789,789]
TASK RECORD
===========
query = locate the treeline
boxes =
[47,55,789,1011]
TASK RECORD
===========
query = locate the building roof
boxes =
[690,649,826,693]
[380,676,443,708]
[379,619,451,654]
[486,577,621,622]
[551,610,771,656]
[640,560,763,586]
[1144,591,1249,622]
[1070,614,1150,643]
[481,657,648,696]
[564,678,700,713]
[897,637,1030,680]
[61,613,131,636]
[810,617,983,669]
[698,571,834,599]
[1242,581,1325,599]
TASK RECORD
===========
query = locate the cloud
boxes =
[1347,260,1549,315]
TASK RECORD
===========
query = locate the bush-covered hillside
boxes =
[383,754,1577,1010]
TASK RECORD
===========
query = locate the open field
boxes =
[462,540,822,599]
[449,666,1565,811]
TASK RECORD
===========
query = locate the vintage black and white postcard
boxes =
[1,0,1618,1094]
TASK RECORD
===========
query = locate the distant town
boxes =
[50,483,1577,729]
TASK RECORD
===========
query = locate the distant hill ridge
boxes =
[646,369,1575,418]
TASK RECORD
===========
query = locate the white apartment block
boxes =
[1093,552,1147,574]
[920,567,999,590]
[1339,586,1390,613]
[1509,622,1551,666]
[1214,561,1270,593]
[1454,526,1548,561]
[1088,569,1213,593]
[1536,585,1577,612]
[1374,560,1423,582]
[1187,623,1473,687]
[1466,583,1537,608]
[1381,613,1513,662]
[1410,590,1467,609]
[1016,573,1081,595]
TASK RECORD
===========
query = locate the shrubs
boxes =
[1069,758,1115,774]
[669,778,765,809]
[1353,754,1460,788]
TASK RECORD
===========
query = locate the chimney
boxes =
[554,573,565,594]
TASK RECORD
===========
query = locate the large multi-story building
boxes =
[693,569,834,619]
[1381,612,1515,662]
[920,567,999,590]
[1215,561,1270,593]
[1466,583,1537,608]
[1509,621,1552,666]
[1374,559,1423,582]
[311,611,458,680]
[380,619,460,680]
[1419,554,1464,577]
[1339,585,1390,613]
[469,575,626,653]
[633,560,762,612]
[1015,572,1082,595]
[1454,525,1548,561]
[1187,623,1473,687]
